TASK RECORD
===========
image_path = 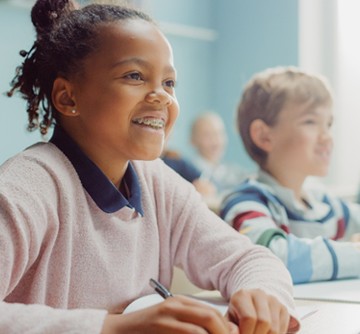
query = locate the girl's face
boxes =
[266,103,333,179]
[67,19,179,169]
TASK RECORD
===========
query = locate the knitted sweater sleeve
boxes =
[220,185,360,284]
[153,161,298,321]
[0,156,107,334]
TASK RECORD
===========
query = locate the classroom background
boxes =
[1,0,359,200]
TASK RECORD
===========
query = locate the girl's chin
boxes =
[139,150,163,161]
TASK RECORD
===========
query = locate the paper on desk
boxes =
[123,294,164,314]
[123,293,317,321]
[295,305,318,320]
[123,293,228,315]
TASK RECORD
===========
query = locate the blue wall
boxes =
[145,0,217,158]
[213,1,299,170]
[0,3,39,164]
[0,1,298,170]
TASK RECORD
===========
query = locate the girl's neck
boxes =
[62,123,128,188]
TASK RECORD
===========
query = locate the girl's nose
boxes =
[145,89,172,106]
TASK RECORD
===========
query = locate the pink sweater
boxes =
[0,142,296,333]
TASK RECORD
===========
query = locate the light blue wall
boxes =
[213,1,299,170]
[145,0,299,171]
[147,0,213,28]
[0,3,39,164]
[147,0,217,156]
[0,1,298,169]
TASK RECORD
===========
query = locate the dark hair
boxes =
[237,66,333,167]
[7,0,152,135]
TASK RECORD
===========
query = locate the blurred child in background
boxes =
[221,66,360,284]
[161,147,217,198]
[191,112,248,195]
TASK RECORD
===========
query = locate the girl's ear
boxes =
[249,119,273,153]
[52,77,77,116]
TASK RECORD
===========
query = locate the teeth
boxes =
[133,118,165,129]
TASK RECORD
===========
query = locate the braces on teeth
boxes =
[133,118,165,129]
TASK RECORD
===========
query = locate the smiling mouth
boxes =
[132,118,165,130]
[315,151,332,163]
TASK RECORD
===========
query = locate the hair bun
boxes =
[31,0,77,36]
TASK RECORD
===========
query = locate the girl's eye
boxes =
[163,79,176,88]
[304,119,316,125]
[124,72,143,81]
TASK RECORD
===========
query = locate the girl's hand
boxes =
[102,295,237,334]
[226,289,291,334]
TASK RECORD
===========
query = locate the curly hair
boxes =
[7,0,152,135]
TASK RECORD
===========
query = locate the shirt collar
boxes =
[257,169,331,217]
[257,169,309,210]
[50,125,143,215]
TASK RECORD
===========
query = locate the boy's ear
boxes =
[249,119,273,152]
[52,77,77,116]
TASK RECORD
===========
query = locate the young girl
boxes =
[2,1,299,333]
[221,66,360,285]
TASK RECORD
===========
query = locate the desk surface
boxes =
[196,291,360,334]
[296,299,360,334]
[294,278,360,303]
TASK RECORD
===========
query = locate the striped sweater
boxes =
[220,170,360,284]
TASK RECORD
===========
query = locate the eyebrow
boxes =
[110,57,176,74]
[300,109,318,116]
[298,108,333,121]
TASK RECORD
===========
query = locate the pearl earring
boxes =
[71,109,76,114]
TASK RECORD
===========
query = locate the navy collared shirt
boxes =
[50,126,143,215]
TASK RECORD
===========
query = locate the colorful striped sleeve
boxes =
[221,184,360,284]
[337,199,360,240]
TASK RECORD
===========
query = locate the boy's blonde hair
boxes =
[237,66,333,167]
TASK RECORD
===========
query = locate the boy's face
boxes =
[64,19,179,167]
[265,103,333,178]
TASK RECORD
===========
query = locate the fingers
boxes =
[150,295,231,334]
[267,296,289,334]
[278,304,291,334]
[228,321,241,334]
[174,295,230,332]
[227,289,290,334]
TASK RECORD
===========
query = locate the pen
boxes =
[149,278,173,299]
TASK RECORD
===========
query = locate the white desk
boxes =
[195,290,360,334]
[293,278,360,333]
[294,278,360,303]
[295,299,360,334]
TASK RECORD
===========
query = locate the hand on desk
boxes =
[102,289,294,334]
[103,294,236,333]
[226,289,291,334]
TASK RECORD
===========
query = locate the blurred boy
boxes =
[191,112,248,194]
[221,66,360,284]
